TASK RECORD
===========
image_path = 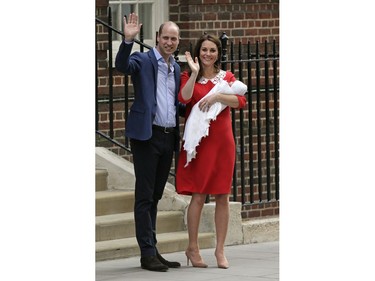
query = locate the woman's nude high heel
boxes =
[215,252,229,269]
[185,250,208,268]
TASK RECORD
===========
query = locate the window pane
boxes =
[138,3,153,40]
[121,3,134,18]
[109,4,119,30]
[109,3,136,41]
[108,1,155,42]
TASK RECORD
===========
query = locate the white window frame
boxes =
[109,0,168,66]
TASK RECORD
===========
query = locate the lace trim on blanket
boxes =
[198,70,226,85]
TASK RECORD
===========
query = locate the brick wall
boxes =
[170,0,279,54]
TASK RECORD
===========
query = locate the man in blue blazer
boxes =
[115,13,182,272]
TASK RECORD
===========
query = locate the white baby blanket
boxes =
[183,79,247,167]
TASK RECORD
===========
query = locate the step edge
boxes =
[96,231,215,252]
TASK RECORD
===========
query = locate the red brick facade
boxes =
[170,0,279,52]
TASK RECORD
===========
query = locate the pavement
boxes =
[96,241,279,281]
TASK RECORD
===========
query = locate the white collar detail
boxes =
[197,70,226,85]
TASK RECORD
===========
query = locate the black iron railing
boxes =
[96,11,151,153]
[218,34,279,205]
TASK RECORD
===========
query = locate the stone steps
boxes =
[96,190,134,216]
[96,210,185,241]
[96,231,215,261]
[94,147,279,262]
[95,164,216,262]
[95,169,108,192]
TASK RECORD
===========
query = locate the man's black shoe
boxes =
[156,250,181,268]
[140,256,168,272]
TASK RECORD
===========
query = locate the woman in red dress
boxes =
[176,34,247,269]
